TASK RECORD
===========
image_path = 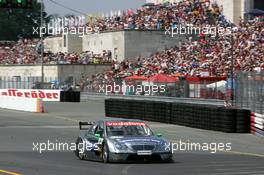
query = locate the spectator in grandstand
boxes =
[1,1,263,85]
[86,15,264,88]
[0,39,112,65]
[86,0,227,32]
[0,0,228,65]
[0,38,39,64]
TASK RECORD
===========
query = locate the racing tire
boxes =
[163,157,174,163]
[102,143,109,163]
[75,138,85,160]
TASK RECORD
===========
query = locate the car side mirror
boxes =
[95,130,103,138]
[156,133,162,137]
[95,133,101,139]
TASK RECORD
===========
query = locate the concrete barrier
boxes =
[0,89,61,101]
[254,113,264,119]
[0,88,62,112]
[0,95,43,113]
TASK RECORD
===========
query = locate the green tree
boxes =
[0,0,50,41]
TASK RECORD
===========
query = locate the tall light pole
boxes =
[40,0,44,84]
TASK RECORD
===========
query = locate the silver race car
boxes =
[74,119,173,163]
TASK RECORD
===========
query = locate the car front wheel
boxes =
[102,143,109,163]
[75,138,85,160]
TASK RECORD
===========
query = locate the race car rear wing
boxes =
[79,121,95,130]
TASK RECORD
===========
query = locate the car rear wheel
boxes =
[102,143,109,163]
[75,138,85,160]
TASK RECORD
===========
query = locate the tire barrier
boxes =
[60,91,80,102]
[236,109,251,133]
[105,99,251,133]
[171,104,237,133]
[250,112,264,137]
[144,101,171,123]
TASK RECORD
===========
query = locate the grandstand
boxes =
[147,0,264,24]
[0,0,263,96]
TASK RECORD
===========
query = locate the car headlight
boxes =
[114,142,128,150]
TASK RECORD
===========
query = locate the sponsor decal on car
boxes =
[119,139,161,143]
[106,121,146,126]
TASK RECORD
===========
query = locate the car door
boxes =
[83,122,99,160]
[84,122,104,160]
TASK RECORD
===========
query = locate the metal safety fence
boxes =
[0,76,60,89]
[81,92,225,106]
[0,75,228,100]
[235,71,264,114]
[82,78,227,100]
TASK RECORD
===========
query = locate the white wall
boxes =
[44,36,63,53]
[67,34,83,53]
[0,89,61,102]
[0,65,58,79]
[44,34,83,53]
[83,30,187,62]
[0,89,63,112]
[0,65,111,83]
[124,30,186,59]
[0,96,39,112]
[57,64,111,81]
[82,31,125,61]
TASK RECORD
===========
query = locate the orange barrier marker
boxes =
[36,98,45,113]
[36,98,40,113]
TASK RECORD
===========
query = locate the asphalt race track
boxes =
[1,100,264,175]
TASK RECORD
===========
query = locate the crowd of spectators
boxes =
[87,16,264,91]
[0,0,263,90]
[0,0,227,65]
[87,0,228,32]
[0,39,39,64]
[0,39,111,65]
[43,50,112,64]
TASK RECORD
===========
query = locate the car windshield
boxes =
[105,121,153,137]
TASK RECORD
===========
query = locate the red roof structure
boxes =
[124,75,148,81]
[148,74,179,83]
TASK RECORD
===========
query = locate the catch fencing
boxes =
[83,77,227,100]
[0,76,41,89]
[3,72,264,115]
[81,92,225,106]
[0,76,227,100]
[0,76,66,89]
[235,72,264,114]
